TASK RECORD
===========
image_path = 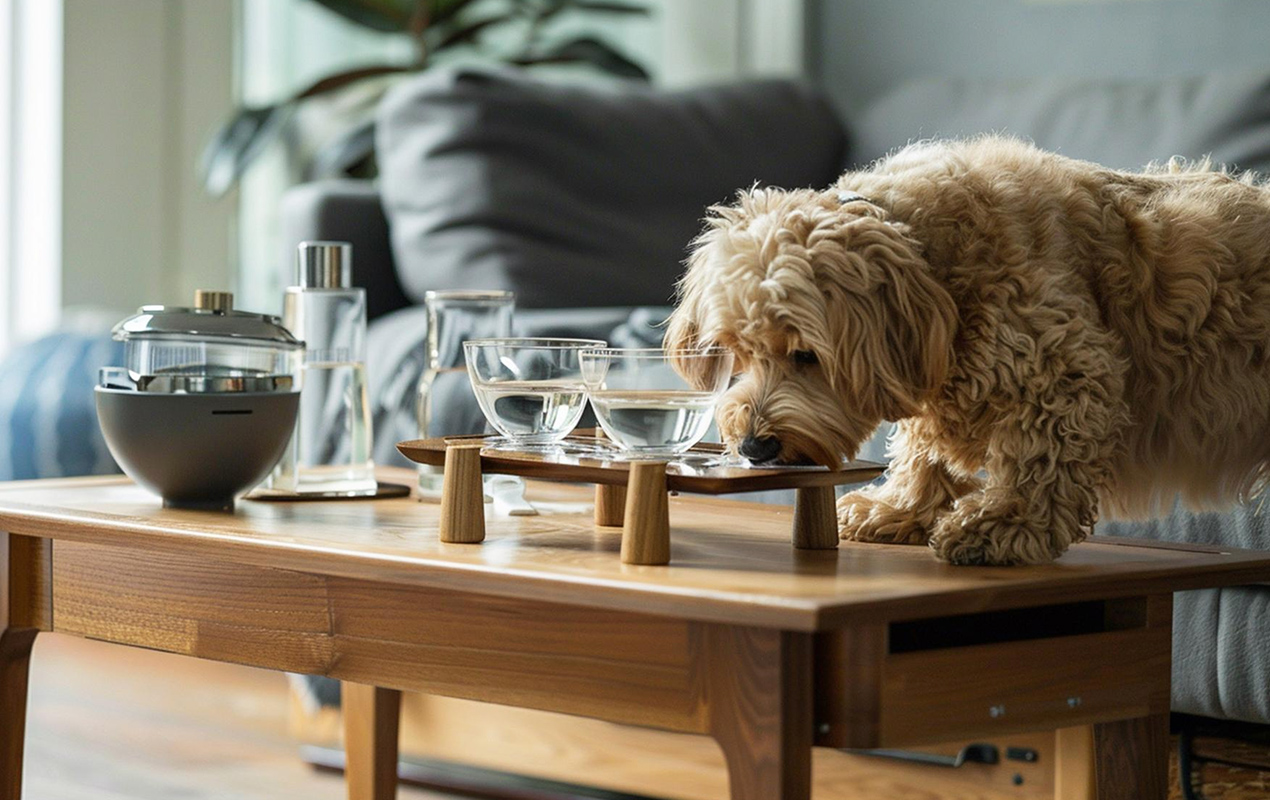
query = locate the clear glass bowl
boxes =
[580,347,734,455]
[463,338,605,446]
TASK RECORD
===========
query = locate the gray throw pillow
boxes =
[376,67,846,308]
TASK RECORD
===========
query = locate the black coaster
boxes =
[245,481,412,502]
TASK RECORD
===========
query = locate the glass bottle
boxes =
[417,290,515,496]
[275,241,376,496]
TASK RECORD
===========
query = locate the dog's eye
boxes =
[792,350,818,366]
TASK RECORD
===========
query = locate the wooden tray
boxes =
[397,433,885,495]
[397,431,887,566]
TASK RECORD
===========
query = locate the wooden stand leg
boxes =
[621,462,670,565]
[1091,713,1169,800]
[343,683,401,800]
[704,626,814,800]
[439,444,485,544]
[594,484,627,527]
[792,486,838,549]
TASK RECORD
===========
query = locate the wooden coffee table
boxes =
[3,471,1270,800]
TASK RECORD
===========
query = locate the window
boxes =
[0,0,62,357]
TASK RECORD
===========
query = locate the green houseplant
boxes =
[201,0,649,197]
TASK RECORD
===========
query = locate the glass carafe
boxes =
[417,290,515,496]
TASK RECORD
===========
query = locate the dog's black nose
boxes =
[740,435,782,464]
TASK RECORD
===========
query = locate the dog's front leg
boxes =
[928,364,1124,566]
[838,419,980,545]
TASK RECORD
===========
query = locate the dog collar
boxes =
[837,191,874,206]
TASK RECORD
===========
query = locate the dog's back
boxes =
[846,137,1270,516]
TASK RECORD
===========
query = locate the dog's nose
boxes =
[739,435,782,464]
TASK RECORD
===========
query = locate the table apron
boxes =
[28,537,1178,755]
[45,539,713,734]
[814,595,1174,749]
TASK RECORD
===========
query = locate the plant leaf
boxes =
[431,15,510,50]
[513,36,649,79]
[295,64,414,100]
[569,1,649,15]
[199,104,294,197]
[307,0,418,32]
[430,0,485,24]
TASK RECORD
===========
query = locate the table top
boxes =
[3,471,1270,632]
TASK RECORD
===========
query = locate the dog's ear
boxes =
[664,244,724,391]
[663,302,701,354]
[878,244,957,415]
[820,217,956,418]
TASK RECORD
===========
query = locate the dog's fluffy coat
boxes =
[665,136,1270,565]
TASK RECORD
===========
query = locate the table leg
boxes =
[0,628,37,800]
[1092,712,1169,800]
[343,683,401,800]
[704,626,813,800]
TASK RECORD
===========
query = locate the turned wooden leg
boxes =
[343,682,401,800]
[439,443,485,544]
[1091,713,1169,800]
[704,626,813,800]
[792,486,838,549]
[621,462,670,565]
[2,530,50,800]
[0,630,37,800]
[594,483,627,527]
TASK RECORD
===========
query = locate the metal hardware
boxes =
[816,722,831,735]
[989,704,1006,718]
[297,240,352,289]
[1067,696,1083,709]
[1006,746,1039,763]
[194,289,233,313]
[851,743,999,768]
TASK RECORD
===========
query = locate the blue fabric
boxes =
[0,333,122,480]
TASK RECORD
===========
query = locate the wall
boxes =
[60,0,234,320]
[811,0,1270,116]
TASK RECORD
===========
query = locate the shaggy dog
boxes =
[665,136,1270,566]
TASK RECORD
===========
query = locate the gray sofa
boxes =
[291,67,1270,728]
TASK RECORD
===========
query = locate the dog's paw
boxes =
[837,491,932,546]
[929,496,1064,566]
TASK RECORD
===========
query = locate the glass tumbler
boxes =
[416,290,515,496]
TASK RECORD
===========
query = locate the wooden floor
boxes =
[23,633,447,800]
[19,631,1270,800]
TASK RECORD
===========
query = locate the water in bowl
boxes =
[472,380,588,444]
[588,389,716,453]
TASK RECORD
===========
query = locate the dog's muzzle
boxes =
[739,435,782,464]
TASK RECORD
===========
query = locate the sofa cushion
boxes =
[376,67,846,309]
[0,331,122,480]
[852,72,1270,173]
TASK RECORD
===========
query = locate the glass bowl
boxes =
[580,347,734,455]
[463,338,605,446]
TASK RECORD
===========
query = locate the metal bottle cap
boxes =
[296,241,352,289]
[193,289,234,313]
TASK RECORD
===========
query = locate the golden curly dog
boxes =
[665,136,1270,566]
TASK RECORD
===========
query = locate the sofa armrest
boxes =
[280,180,412,320]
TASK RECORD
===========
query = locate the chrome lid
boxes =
[105,291,303,394]
[112,290,302,349]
